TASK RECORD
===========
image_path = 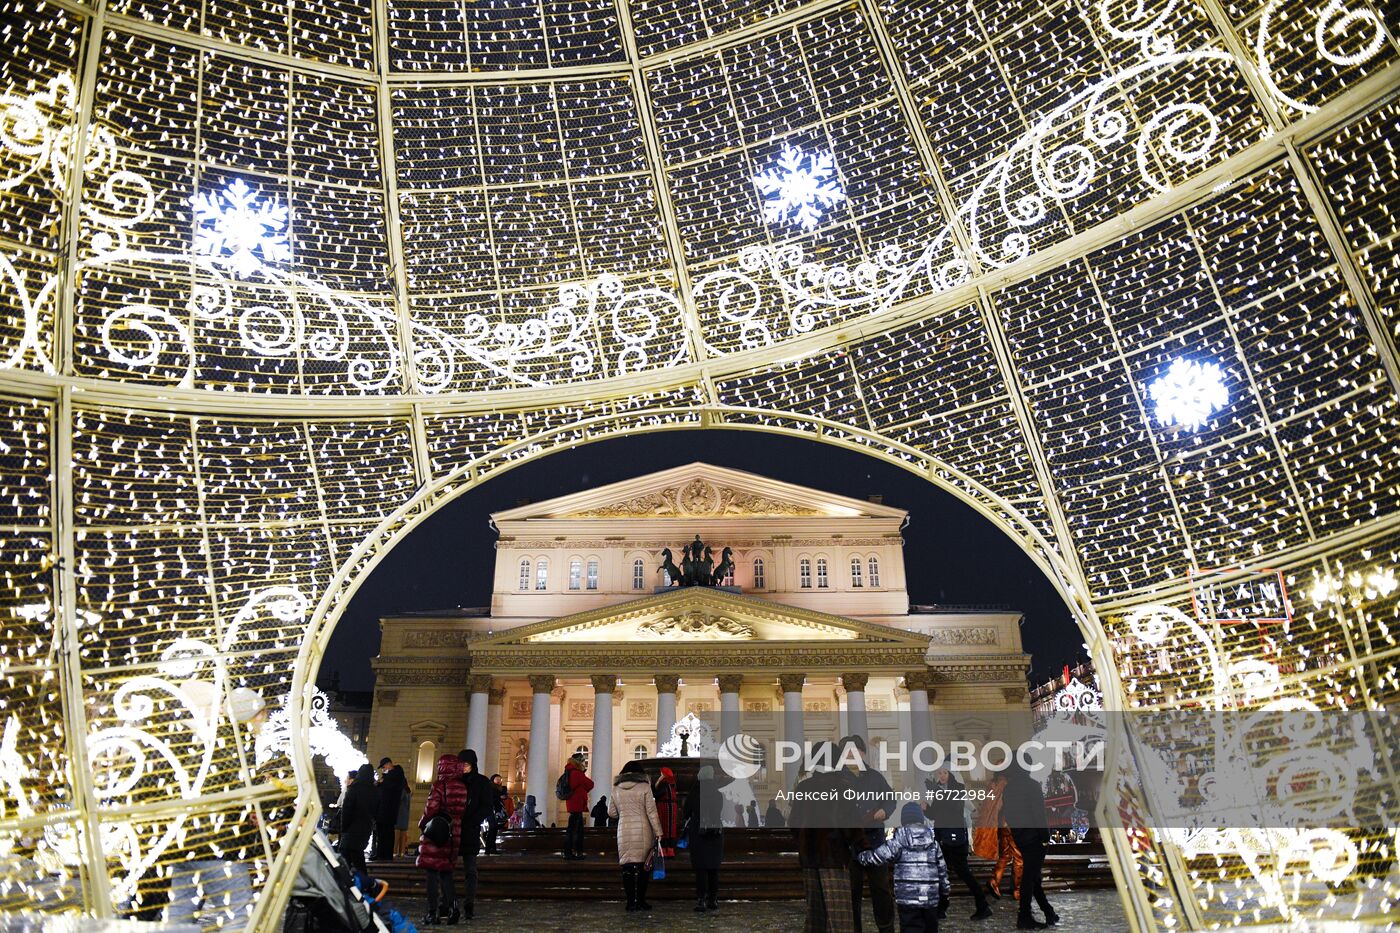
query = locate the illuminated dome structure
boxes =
[0,0,1395,927]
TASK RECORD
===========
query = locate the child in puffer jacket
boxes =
[857,801,952,932]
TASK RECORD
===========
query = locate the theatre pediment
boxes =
[490,462,908,521]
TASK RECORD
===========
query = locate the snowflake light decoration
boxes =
[191,178,291,277]
[1147,357,1229,429]
[753,146,846,231]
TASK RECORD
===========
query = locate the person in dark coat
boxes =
[925,768,992,921]
[683,765,725,912]
[1000,763,1058,929]
[416,753,467,925]
[792,743,871,933]
[764,798,786,829]
[844,735,898,933]
[746,800,761,828]
[562,754,595,859]
[484,774,508,854]
[455,749,495,920]
[373,758,406,861]
[591,796,610,828]
[339,763,377,876]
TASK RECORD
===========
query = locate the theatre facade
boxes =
[365,463,1032,824]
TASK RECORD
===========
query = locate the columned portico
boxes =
[717,674,743,741]
[465,673,492,756]
[841,672,869,744]
[589,674,617,805]
[526,674,556,812]
[654,674,679,747]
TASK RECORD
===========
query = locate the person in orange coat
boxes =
[974,774,1023,901]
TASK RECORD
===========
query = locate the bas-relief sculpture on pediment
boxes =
[636,609,753,640]
[570,477,822,518]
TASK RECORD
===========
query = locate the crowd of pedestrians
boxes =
[790,736,1058,932]
[329,738,1059,931]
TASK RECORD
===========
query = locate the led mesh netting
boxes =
[0,0,1395,927]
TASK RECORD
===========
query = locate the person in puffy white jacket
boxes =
[608,762,663,912]
[857,802,951,932]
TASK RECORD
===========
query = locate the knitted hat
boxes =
[901,801,925,825]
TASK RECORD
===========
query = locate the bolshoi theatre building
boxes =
[365,463,1033,824]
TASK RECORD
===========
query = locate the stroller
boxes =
[283,829,417,933]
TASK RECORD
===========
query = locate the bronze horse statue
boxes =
[711,547,735,586]
[658,548,682,586]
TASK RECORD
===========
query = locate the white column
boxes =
[779,673,805,790]
[589,675,616,806]
[654,675,678,748]
[906,670,934,766]
[842,673,869,744]
[465,674,492,757]
[525,674,555,816]
[718,674,743,741]
[485,686,505,778]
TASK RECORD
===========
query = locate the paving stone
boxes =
[391,889,1129,932]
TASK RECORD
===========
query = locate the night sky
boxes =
[322,429,1086,691]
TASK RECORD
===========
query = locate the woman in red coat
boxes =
[654,767,680,857]
[416,753,467,925]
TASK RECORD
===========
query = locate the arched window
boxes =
[633,558,646,590]
[799,558,812,589]
[568,558,582,590]
[535,559,548,591]
[752,558,765,589]
[574,744,590,770]
[518,559,530,591]
[816,558,829,588]
[851,557,864,587]
[633,743,649,760]
[416,740,437,783]
[868,556,881,587]
[586,559,599,590]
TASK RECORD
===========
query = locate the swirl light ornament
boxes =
[0,0,1396,928]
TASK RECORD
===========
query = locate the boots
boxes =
[441,904,460,926]
[694,897,707,913]
[1044,909,1060,926]
[622,866,637,911]
[1017,915,1047,929]
[635,866,652,910]
[705,893,717,911]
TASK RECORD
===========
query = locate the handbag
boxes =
[421,813,451,846]
[647,842,665,880]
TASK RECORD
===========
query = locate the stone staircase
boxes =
[365,829,1115,901]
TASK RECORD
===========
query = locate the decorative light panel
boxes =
[0,0,1397,928]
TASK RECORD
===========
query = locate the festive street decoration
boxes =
[752,146,846,231]
[191,180,292,278]
[1147,358,1229,429]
